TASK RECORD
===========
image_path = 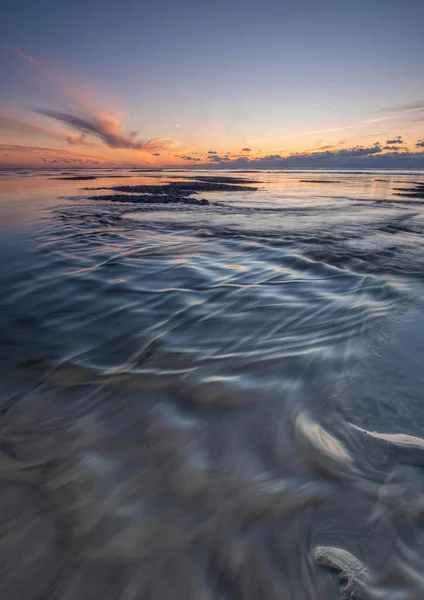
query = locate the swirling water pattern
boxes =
[0,169,424,599]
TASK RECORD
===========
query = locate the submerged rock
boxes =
[394,184,424,199]
[86,194,210,205]
[55,176,98,181]
[313,546,366,599]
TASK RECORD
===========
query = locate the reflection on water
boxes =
[0,169,424,599]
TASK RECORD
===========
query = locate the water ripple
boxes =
[1,170,424,599]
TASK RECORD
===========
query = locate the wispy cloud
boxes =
[0,143,107,163]
[65,132,93,146]
[35,108,178,152]
[11,46,37,65]
[301,124,358,136]
[378,101,424,112]
[142,137,178,153]
[302,115,395,137]
[314,138,347,151]
[0,115,48,136]
[365,116,393,124]
[376,101,424,126]
[315,144,338,150]
[6,47,180,156]
[0,111,69,142]
[302,103,424,139]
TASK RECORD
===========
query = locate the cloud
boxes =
[314,138,347,149]
[208,155,231,162]
[11,46,37,65]
[365,117,393,124]
[208,150,218,155]
[416,139,424,148]
[35,108,178,152]
[379,101,424,113]
[181,155,201,162]
[153,153,161,156]
[0,112,69,142]
[383,145,407,151]
[0,115,47,136]
[42,156,100,164]
[143,138,177,152]
[195,143,424,169]
[241,148,252,152]
[377,101,424,126]
[327,143,382,157]
[386,136,403,144]
[0,143,64,153]
[0,143,106,164]
[0,143,98,155]
[301,124,359,136]
[66,133,92,146]
[3,50,178,156]
[302,109,416,138]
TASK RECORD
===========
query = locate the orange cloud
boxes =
[142,137,179,152]
[7,47,180,157]
[65,133,94,146]
[34,109,179,153]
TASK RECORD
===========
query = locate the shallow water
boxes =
[0,168,424,599]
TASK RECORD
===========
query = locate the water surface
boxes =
[1,169,424,599]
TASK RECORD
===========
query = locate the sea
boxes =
[0,168,424,600]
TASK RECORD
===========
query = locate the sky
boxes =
[0,0,423,169]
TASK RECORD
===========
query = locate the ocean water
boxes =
[0,168,424,599]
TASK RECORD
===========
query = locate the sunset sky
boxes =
[1,0,423,169]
